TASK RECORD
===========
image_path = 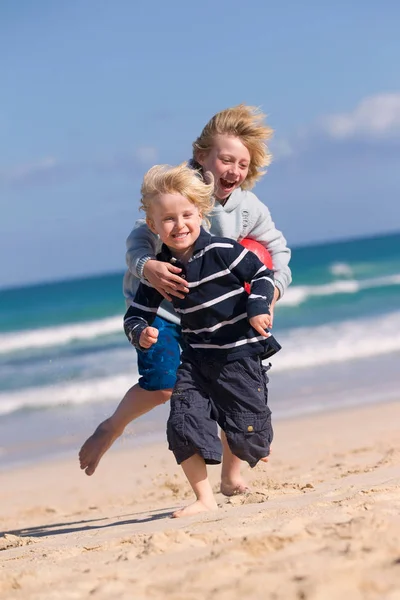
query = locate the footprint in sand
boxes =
[114,529,209,561]
[225,491,269,507]
[0,534,36,551]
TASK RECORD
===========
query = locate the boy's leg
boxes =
[220,431,251,496]
[79,316,180,475]
[168,359,220,517]
[79,385,172,475]
[172,454,218,518]
[220,359,271,494]
[214,357,273,469]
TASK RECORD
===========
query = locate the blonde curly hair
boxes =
[140,162,214,226]
[192,104,273,190]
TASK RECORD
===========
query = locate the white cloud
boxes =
[319,93,400,140]
[0,146,160,188]
[135,146,158,163]
[272,92,400,165]
[271,139,294,160]
[0,156,57,183]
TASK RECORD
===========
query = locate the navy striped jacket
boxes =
[124,227,281,362]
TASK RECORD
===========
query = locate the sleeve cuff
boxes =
[247,299,272,319]
[274,280,284,299]
[124,318,149,350]
[136,254,156,279]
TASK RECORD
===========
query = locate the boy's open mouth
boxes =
[219,177,236,191]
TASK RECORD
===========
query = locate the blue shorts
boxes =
[136,316,182,391]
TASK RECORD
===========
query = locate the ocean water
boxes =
[1,231,400,468]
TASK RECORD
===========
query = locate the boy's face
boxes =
[197,134,250,201]
[147,193,203,257]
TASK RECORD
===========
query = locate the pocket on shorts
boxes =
[225,408,273,448]
[167,398,188,450]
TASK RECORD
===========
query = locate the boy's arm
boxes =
[229,245,275,318]
[125,220,159,279]
[245,195,292,299]
[123,280,164,351]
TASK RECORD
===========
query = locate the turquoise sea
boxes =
[1,231,400,469]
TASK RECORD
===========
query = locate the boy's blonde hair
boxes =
[140,162,214,223]
[192,104,273,190]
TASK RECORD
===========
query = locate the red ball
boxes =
[240,238,273,268]
[240,238,273,293]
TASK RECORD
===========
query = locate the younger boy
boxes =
[124,162,280,517]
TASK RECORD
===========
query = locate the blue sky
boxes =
[1,1,399,288]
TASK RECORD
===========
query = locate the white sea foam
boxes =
[0,373,136,416]
[1,310,399,417]
[280,273,400,307]
[0,316,123,354]
[329,262,354,277]
[272,309,400,371]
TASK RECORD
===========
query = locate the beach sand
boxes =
[1,400,400,600]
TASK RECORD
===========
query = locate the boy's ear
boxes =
[195,150,206,166]
[146,217,157,234]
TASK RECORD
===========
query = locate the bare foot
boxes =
[220,456,270,496]
[78,419,122,476]
[220,478,251,497]
[172,498,218,518]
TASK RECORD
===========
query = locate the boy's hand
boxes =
[143,260,189,302]
[249,314,272,337]
[139,326,159,349]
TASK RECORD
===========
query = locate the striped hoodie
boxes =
[124,227,281,362]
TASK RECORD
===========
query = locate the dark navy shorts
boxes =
[167,356,273,468]
[136,316,182,391]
